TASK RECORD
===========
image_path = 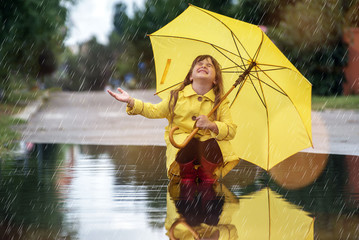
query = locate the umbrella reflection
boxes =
[166,183,314,239]
[269,152,329,189]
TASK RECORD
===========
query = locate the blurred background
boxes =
[1,0,359,96]
[1,0,359,156]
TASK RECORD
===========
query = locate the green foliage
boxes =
[268,0,350,95]
[283,41,347,95]
[63,37,117,91]
[273,0,342,51]
[0,116,21,159]
[112,0,234,88]
[229,0,295,25]
[108,32,138,82]
[0,0,73,95]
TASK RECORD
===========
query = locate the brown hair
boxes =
[168,55,224,123]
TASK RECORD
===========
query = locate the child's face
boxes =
[190,57,217,85]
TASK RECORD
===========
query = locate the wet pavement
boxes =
[14,90,167,146]
[1,144,358,239]
[14,90,359,156]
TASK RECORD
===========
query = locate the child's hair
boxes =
[168,55,224,124]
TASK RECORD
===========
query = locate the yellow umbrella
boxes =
[149,5,313,170]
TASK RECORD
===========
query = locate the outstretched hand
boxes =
[107,88,134,107]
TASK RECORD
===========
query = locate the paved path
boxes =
[15,90,359,156]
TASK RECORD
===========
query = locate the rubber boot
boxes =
[179,160,197,184]
[198,157,220,184]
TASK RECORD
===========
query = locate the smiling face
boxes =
[190,57,217,85]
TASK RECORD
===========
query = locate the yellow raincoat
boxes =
[127,84,240,180]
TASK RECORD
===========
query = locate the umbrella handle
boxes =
[168,85,237,149]
[169,218,200,240]
[169,126,199,149]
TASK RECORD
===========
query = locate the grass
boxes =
[0,89,43,158]
[312,95,359,111]
[0,115,24,159]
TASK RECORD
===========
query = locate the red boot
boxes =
[179,160,197,184]
[198,157,220,184]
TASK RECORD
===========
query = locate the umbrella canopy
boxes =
[149,5,313,170]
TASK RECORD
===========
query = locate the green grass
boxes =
[0,115,23,158]
[0,89,44,158]
[312,95,359,111]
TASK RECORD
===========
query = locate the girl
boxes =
[107,55,239,184]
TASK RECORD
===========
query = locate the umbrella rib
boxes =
[211,44,245,71]
[191,4,253,60]
[248,74,267,109]
[231,32,247,67]
[257,63,296,72]
[252,30,264,62]
[222,64,251,73]
[256,62,312,86]
[256,65,314,148]
[256,65,294,97]
[255,66,270,169]
[248,72,287,96]
[251,67,288,72]
[154,81,182,95]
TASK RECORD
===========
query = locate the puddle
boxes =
[0,144,358,239]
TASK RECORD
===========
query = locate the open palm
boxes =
[107,88,130,103]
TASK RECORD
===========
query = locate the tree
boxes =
[0,0,73,96]
[267,0,356,95]
[229,0,299,26]
[112,0,235,88]
[64,37,116,91]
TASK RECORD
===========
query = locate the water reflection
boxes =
[0,144,71,239]
[166,182,238,239]
[0,144,358,239]
[166,183,313,240]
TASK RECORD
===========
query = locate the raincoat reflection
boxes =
[166,182,239,240]
[165,183,314,240]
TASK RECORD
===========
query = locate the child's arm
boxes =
[108,87,169,119]
[210,99,237,141]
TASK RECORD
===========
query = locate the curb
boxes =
[13,90,49,121]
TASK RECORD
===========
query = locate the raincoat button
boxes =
[198,96,203,102]
[192,116,196,121]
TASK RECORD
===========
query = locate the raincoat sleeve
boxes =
[126,96,170,119]
[211,99,237,141]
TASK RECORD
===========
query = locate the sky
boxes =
[65,0,145,46]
